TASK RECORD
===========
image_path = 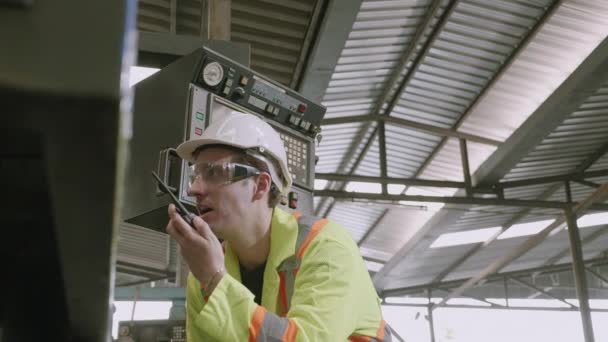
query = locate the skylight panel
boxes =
[430,227,501,248]
[497,219,555,240]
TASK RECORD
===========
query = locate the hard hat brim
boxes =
[176,138,248,163]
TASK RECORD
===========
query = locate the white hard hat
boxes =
[176,112,292,193]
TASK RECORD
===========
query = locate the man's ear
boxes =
[252,172,272,201]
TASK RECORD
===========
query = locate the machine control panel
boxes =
[194,46,326,139]
[117,320,186,342]
[187,89,315,191]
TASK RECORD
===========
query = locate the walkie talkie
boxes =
[152,171,197,226]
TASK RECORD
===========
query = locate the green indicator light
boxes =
[196,112,204,120]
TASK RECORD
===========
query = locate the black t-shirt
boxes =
[240,262,266,305]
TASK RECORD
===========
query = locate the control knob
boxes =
[232,87,245,99]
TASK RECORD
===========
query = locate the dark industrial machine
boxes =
[1,1,135,341]
[123,46,326,231]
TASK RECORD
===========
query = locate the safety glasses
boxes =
[188,161,262,187]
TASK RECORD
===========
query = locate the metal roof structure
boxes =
[119,2,608,328]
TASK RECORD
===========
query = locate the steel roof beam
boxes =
[315,173,472,189]
[498,169,608,189]
[314,189,608,210]
[316,126,379,217]
[321,114,502,146]
[296,0,363,102]
[425,146,608,286]
[358,209,389,247]
[373,0,563,287]
[316,0,450,216]
[507,277,577,309]
[382,257,608,297]
[527,141,608,266]
[429,183,608,310]
[586,267,608,285]
[382,303,608,313]
[374,29,608,289]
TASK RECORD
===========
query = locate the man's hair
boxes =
[193,145,282,208]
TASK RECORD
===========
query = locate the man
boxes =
[166,112,391,341]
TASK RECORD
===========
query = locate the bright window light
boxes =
[365,260,384,272]
[314,179,328,190]
[446,298,492,307]
[388,184,406,194]
[506,298,570,308]
[497,219,555,240]
[565,299,608,309]
[129,66,160,86]
[345,181,382,193]
[577,212,608,228]
[430,227,501,248]
[384,297,429,305]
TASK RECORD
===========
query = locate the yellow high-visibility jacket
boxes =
[186,207,391,341]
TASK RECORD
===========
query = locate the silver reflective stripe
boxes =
[257,312,290,342]
[276,215,320,311]
[295,215,318,254]
[276,256,299,310]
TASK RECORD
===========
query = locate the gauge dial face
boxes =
[202,61,224,87]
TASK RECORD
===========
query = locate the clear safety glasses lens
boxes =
[188,162,261,187]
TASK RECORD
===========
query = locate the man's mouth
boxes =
[198,206,214,216]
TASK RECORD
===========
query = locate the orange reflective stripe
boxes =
[297,218,329,258]
[376,320,386,340]
[349,336,372,342]
[293,211,302,220]
[278,271,288,316]
[282,319,298,341]
[249,305,267,342]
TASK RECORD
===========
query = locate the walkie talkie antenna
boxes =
[152,171,196,226]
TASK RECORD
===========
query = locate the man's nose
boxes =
[187,179,207,197]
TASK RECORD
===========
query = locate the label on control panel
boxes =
[252,76,303,114]
[248,95,268,111]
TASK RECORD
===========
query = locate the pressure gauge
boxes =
[202,61,224,87]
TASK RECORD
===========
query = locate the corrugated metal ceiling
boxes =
[357,0,608,291]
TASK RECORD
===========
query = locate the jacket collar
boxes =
[223,207,298,312]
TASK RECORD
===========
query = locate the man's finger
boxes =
[168,204,197,240]
[192,216,214,240]
[166,220,185,245]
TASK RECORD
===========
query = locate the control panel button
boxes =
[273,107,280,115]
[298,104,306,113]
[266,104,274,113]
[289,115,301,126]
[196,112,204,120]
[194,127,203,136]
[223,86,230,95]
[299,120,311,131]
[239,75,249,86]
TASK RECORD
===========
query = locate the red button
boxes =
[194,127,203,136]
[297,104,306,113]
